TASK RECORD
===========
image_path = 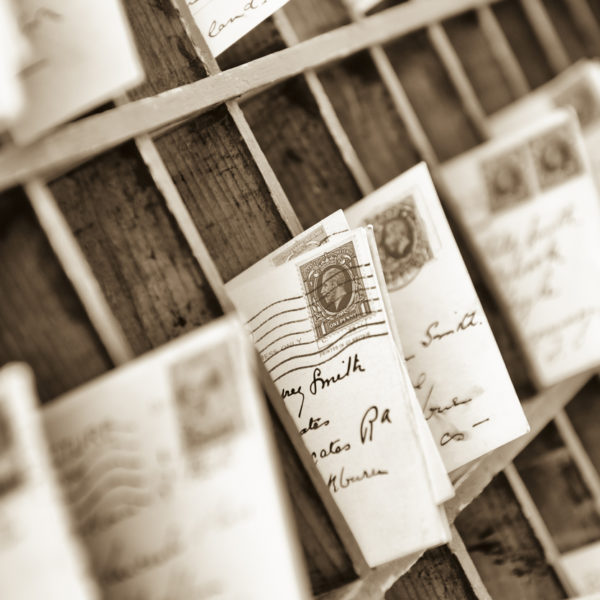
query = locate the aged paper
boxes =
[441,111,600,388]
[227,212,454,502]
[0,363,100,600]
[186,0,290,57]
[10,0,143,145]
[346,163,528,472]
[43,317,309,600]
[490,60,600,188]
[228,228,449,567]
[0,0,25,124]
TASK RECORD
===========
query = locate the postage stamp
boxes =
[0,401,23,497]
[553,78,600,129]
[170,342,241,464]
[481,145,533,213]
[529,122,583,191]
[368,195,434,290]
[299,241,371,341]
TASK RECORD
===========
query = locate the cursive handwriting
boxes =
[440,432,465,446]
[309,353,365,395]
[327,466,389,493]
[311,439,351,464]
[425,396,472,421]
[204,0,269,38]
[421,310,481,348]
[359,405,392,444]
[281,385,305,418]
[299,416,330,436]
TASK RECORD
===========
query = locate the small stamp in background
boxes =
[481,145,533,213]
[299,241,371,341]
[368,196,434,290]
[170,344,242,473]
[530,122,583,191]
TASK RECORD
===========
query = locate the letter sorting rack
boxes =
[2,0,600,598]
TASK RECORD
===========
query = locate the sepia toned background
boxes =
[2,0,600,598]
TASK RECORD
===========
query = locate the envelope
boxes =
[346,163,529,473]
[0,0,24,124]
[440,110,600,388]
[227,227,450,567]
[0,363,100,600]
[228,210,454,503]
[43,316,309,600]
[10,0,144,145]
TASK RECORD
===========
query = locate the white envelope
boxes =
[10,0,144,145]
[228,211,454,502]
[43,317,309,600]
[0,363,100,600]
[440,110,600,388]
[228,228,449,567]
[0,0,24,124]
[346,163,529,472]
[186,0,290,57]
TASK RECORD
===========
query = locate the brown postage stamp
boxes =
[481,145,532,213]
[170,342,241,463]
[299,241,371,341]
[368,195,434,290]
[529,122,583,191]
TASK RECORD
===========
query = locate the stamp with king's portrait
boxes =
[299,241,371,341]
[367,195,434,290]
[481,145,533,213]
[170,342,242,471]
[529,121,583,191]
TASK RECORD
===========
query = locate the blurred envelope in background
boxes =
[228,227,450,567]
[490,60,600,189]
[0,0,25,126]
[10,0,144,145]
[346,163,529,473]
[440,110,600,389]
[43,316,310,600]
[0,363,100,600]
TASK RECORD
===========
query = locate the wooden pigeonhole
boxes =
[2,0,600,598]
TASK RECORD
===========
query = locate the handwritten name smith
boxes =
[281,353,365,417]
